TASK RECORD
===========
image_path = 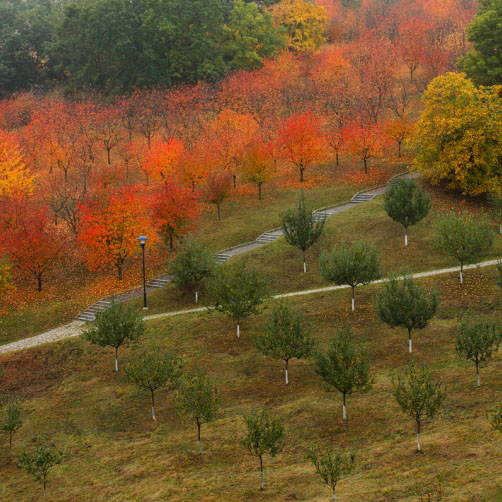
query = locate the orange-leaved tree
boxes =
[343,121,388,174]
[202,170,233,221]
[240,138,276,200]
[0,131,33,198]
[151,181,201,249]
[384,117,415,158]
[141,138,185,184]
[77,186,156,280]
[277,111,327,182]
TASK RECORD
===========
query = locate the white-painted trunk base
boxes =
[285,368,289,385]
[405,233,408,247]
[237,323,240,338]
[499,222,502,235]
[343,404,347,421]
[477,373,481,388]
[195,290,198,303]
[351,298,355,311]
[260,470,264,490]
[417,433,421,452]
[409,338,412,354]
[460,271,463,284]
[198,439,203,455]
[115,358,118,373]
[303,262,307,274]
[152,406,157,421]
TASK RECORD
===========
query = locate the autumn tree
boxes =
[431,213,494,284]
[241,409,284,491]
[320,241,381,311]
[84,302,145,372]
[383,179,431,247]
[384,117,414,158]
[376,276,439,354]
[0,131,33,197]
[202,170,233,221]
[252,303,313,385]
[125,350,183,421]
[77,187,156,280]
[411,73,502,196]
[141,138,185,183]
[277,111,327,183]
[207,263,269,338]
[150,181,201,250]
[281,192,325,273]
[392,362,445,452]
[343,121,387,174]
[241,138,276,200]
[270,0,328,53]
[315,327,373,421]
[455,317,501,388]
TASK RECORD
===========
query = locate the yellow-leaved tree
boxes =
[0,131,33,198]
[410,72,502,196]
[270,0,327,53]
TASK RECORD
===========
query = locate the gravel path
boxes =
[1,259,498,355]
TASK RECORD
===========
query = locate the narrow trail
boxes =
[1,258,498,355]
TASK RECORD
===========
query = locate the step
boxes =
[257,235,278,243]
[76,313,96,322]
[148,278,171,288]
[215,253,231,264]
[312,212,328,221]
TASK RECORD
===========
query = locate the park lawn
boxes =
[1,266,502,501]
[139,179,502,316]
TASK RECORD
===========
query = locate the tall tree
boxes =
[392,362,445,452]
[241,409,284,491]
[314,327,373,421]
[431,212,494,284]
[125,350,183,421]
[252,303,313,384]
[383,179,431,247]
[281,192,325,273]
[84,302,145,372]
[376,276,439,354]
[320,240,381,311]
[207,263,269,338]
[177,370,220,456]
[241,138,276,200]
[455,317,501,388]
[202,170,233,221]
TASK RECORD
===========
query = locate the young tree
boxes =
[384,117,414,158]
[314,327,373,421]
[308,447,355,501]
[177,371,220,455]
[320,241,381,311]
[207,263,269,338]
[202,170,233,221]
[241,409,284,490]
[392,362,445,452]
[376,276,439,354]
[281,192,325,273]
[253,303,313,384]
[84,302,145,372]
[487,191,502,235]
[170,238,215,303]
[125,350,183,421]
[1,399,22,457]
[490,404,502,433]
[431,213,494,284]
[17,444,63,502]
[277,111,327,183]
[383,179,431,247]
[455,317,501,388]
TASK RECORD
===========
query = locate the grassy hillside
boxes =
[1,263,502,500]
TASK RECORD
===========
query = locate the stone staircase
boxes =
[147,274,173,289]
[312,210,328,222]
[256,229,282,244]
[215,252,232,264]
[351,192,375,203]
[76,299,112,322]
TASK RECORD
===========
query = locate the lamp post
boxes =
[138,236,148,310]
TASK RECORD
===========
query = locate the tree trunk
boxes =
[115,347,119,373]
[258,183,262,201]
[408,327,413,354]
[363,158,368,174]
[332,488,337,501]
[285,358,289,385]
[117,264,123,281]
[351,287,355,312]
[499,222,502,235]
[37,275,42,292]
[259,456,264,490]
[404,227,408,247]
[460,262,464,285]
[237,322,240,339]
[342,392,347,421]
[416,420,421,452]
[169,234,174,251]
[197,419,203,455]
[335,152,339,166]
[303,250,307,274]
[217,203,221,221]
[107,148,111,165]
[151,390,157,421]
[398,141,402,158]
[476,361,480,388]
[195,288,199,303]
[300,167,304,183]
[43,476,47,502]
[233,174,237,189]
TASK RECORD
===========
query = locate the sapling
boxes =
[177,370,220,455]
[376,275,439,353]
[392,362,445,452]
[314,327,373,421]
[170,238,215,303]
[207,262,268,338]
[384,178,431,246]
[308,447,355,501]
[1,399,22,457]
[241,409,284,490]
[281,191,325,273]
[431,212,493,284]
[320,240,381,311]
[84,302,144,372]
[252,303,313,384]
[125,350,183,420]
[17,444,63,502]
[455,317,501,388]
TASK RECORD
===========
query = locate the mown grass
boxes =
[1,265,502,501]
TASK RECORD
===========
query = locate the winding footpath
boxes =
[4,169,490,356]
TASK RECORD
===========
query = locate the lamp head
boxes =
[138,236,148,247]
